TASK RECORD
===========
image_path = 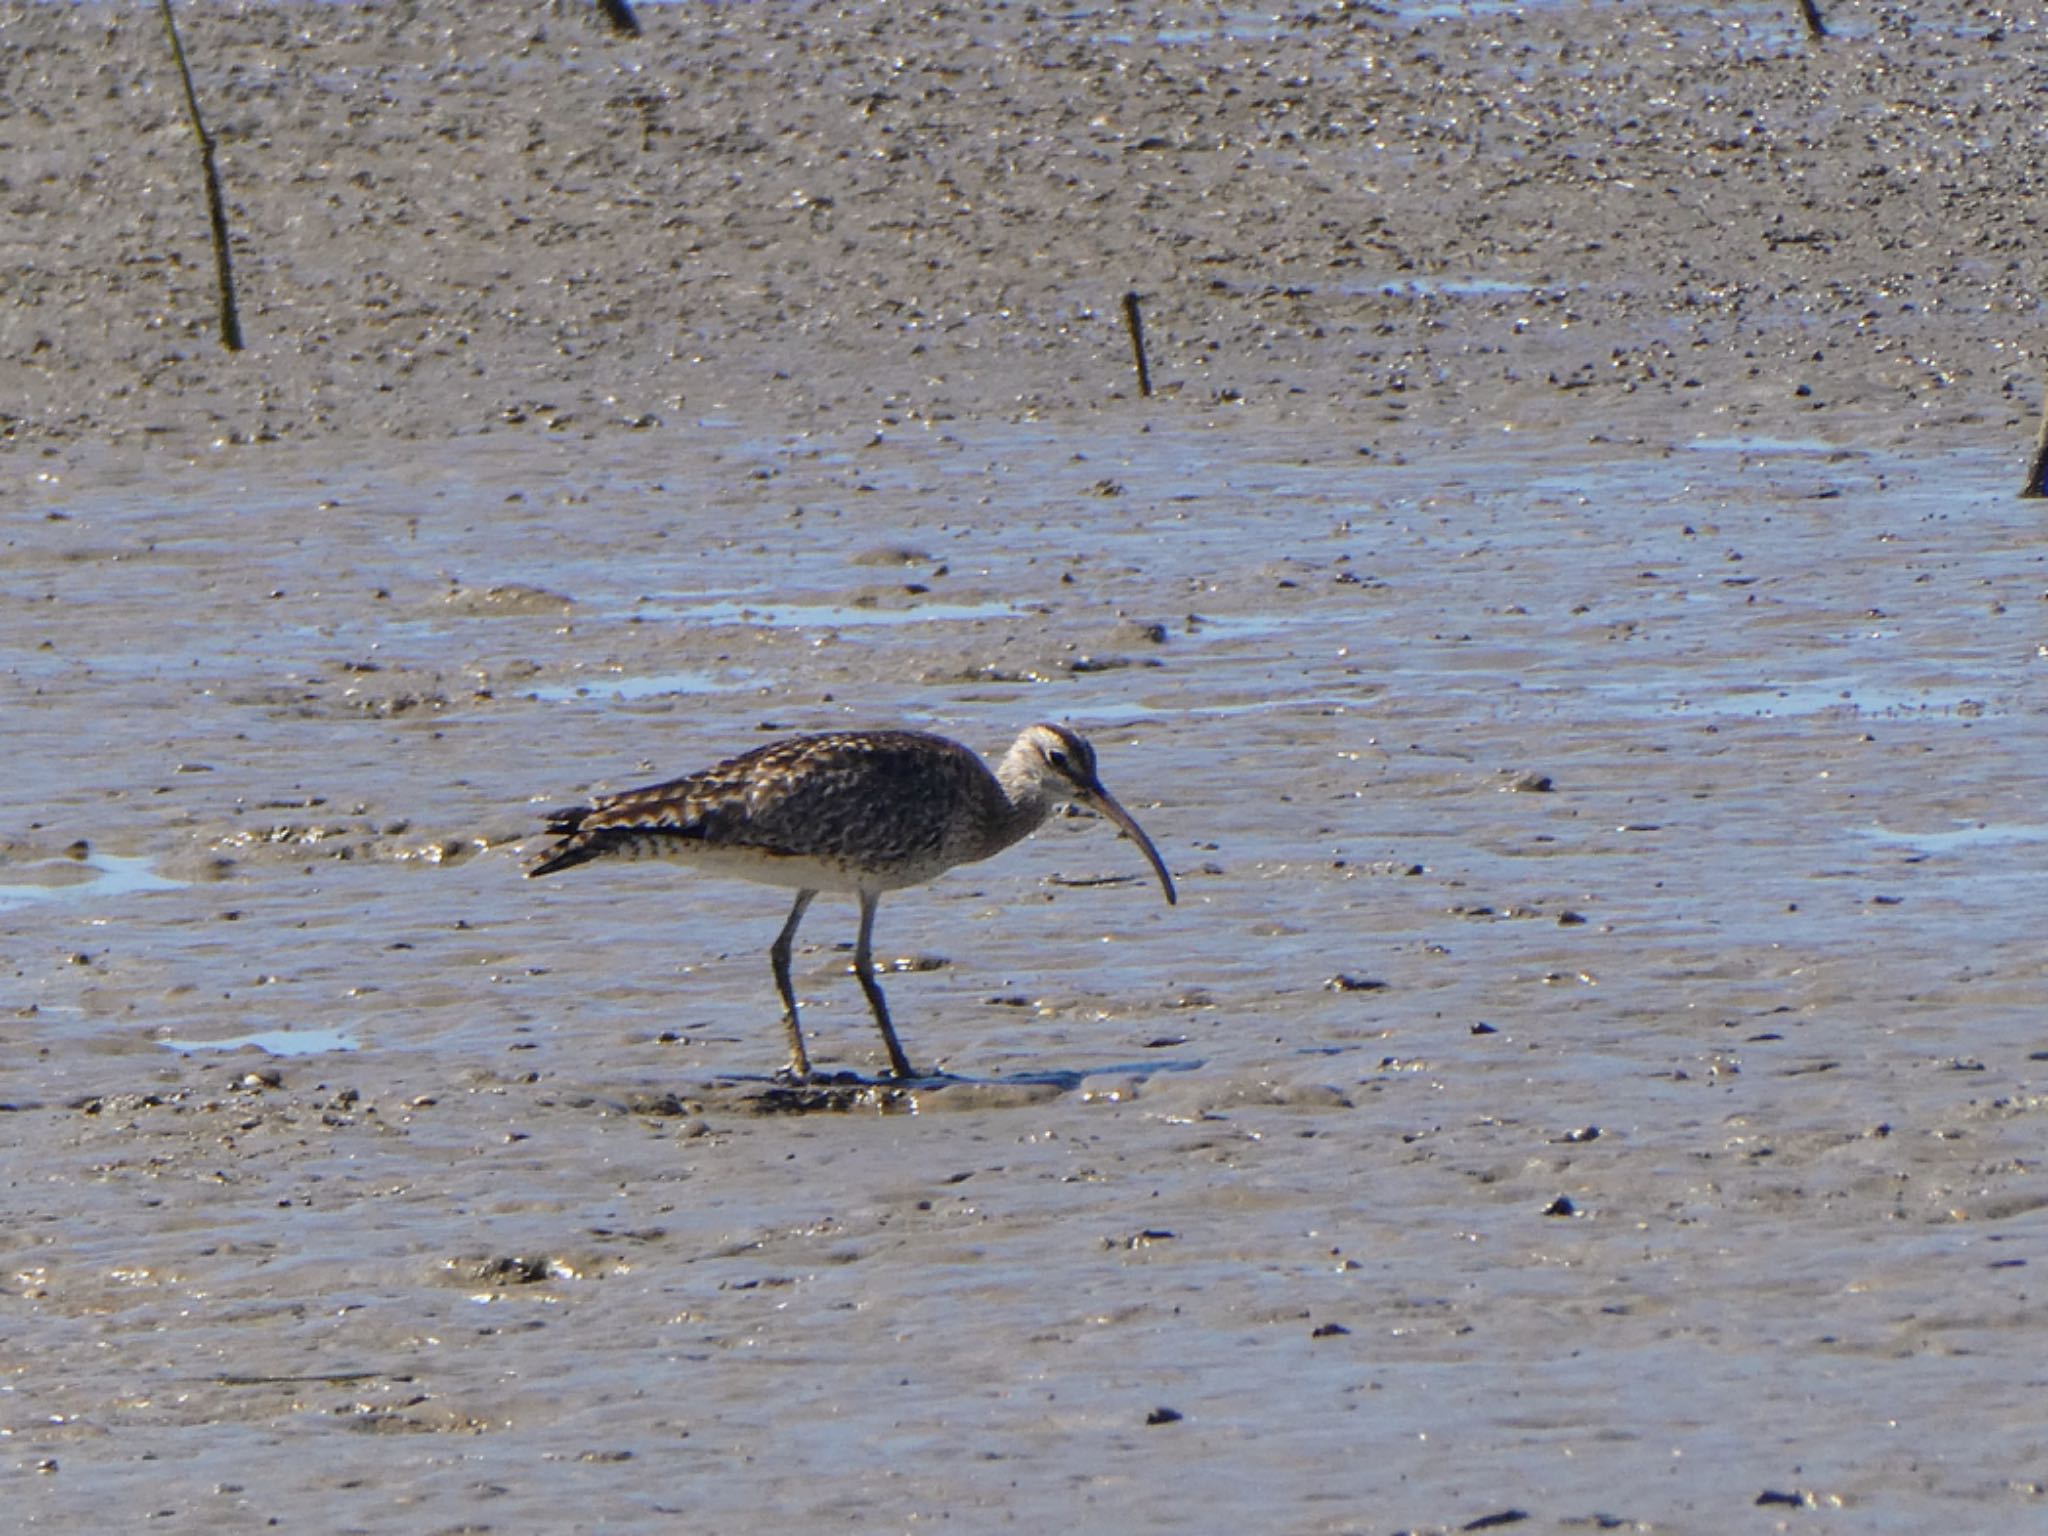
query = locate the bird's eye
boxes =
[1046,749,1069,771]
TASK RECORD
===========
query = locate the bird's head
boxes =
[1007,723,1177,905]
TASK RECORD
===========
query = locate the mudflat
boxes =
[5,3,2046,1532]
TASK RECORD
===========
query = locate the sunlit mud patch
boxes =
[209,814,485,867]
[1124,1066,1363,1122]
[0,849,184,909]
[437,582,574,618]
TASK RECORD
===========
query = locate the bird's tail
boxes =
[527,806,596,878]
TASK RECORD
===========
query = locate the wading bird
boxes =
[528,723,1176,1079]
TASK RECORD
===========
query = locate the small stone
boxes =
[1324,973,1387,993]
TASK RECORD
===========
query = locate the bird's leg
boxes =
[854,890,915,1079]
[770,889,817,1079]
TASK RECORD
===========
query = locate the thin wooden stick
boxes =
[1122,291,1153,398]
[2022,378,2048,499]
[157,0,243,351]
[595,0,642,37]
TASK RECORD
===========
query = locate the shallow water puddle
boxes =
[524,668,740,702]
[629,596,1026,627]
[0,852,185,910]
[1855,821,2048,854]
[156,1026,360,1057]
[1576,673,2005,720]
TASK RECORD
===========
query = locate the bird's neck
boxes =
[986,754,1059,855]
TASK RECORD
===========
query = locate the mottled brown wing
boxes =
[529,730,985,877]
[716,732,979,868]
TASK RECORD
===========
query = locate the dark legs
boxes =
[770,889,817,1078]
[854,890,915,1079]
[768,888,915,1080]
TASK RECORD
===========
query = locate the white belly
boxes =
[583,834,958,896]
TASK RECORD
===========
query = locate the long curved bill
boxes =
[1081,783,1178,906]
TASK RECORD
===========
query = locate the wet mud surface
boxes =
[5,2,2048,1533]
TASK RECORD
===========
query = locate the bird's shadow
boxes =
[718,1056,1202,1117]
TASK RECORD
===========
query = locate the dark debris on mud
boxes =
[736,1072,918,1117]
